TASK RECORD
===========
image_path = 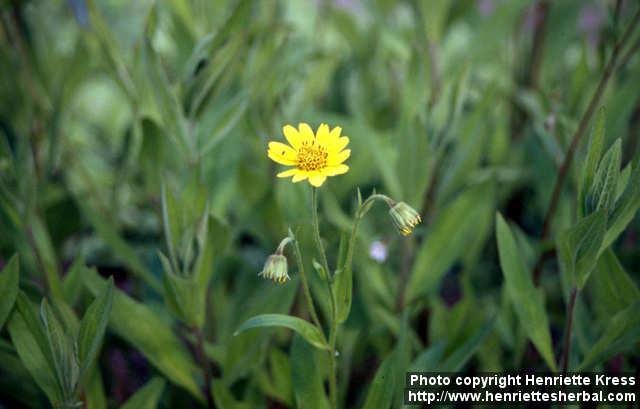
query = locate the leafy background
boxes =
[1,0,639,408]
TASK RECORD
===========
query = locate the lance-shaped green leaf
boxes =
[362,352,396,409]
[496,214,557,371]
[77,277,114,377]
[557,210,607,289]
[75,199,161,291]
[120,377,166,409]
[7,311,62,404]
[0,254,19,330]
[406,185,493,303]
[14,292,59,388]
[198,92,248,156]
[40,299,79,399]
[438,318,495,372]
[603,156,640,249]
[84,271,202,400]
[212,379,252,409]
[578,301,640,370]
[194,214,228,290]
[161,182,180,273]
[62,257,86,307]
[579,106,606,216]
[333,223,357,323]
[256,348,294,406]
[290,335,331,409]
[84,366,107,409]
[410,341,447,372]
[85,0,137,101]
[585,139,621,215]
[0,338,43,406]
[590,249,640,318]
[142,31,192,158]
[162,267,204,328]
[235,314,328,350]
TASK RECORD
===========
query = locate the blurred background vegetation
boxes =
[1,0,639,408]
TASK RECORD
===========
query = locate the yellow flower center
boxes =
[296,143,328,171]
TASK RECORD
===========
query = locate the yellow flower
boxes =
[268,123,350,187]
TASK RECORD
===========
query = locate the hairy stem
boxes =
[533,8,640,284]
[561,288,578,375]
[527,0,550,90]
[26,223,63,300]
[311,188,331,277]
[327,312,338,409]
[193,327,215,409]
[310,188,338,409]
[291,234,324,332]
[395,239,414,312]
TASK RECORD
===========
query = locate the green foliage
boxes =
[557,209,607,289]
[589,249,640,319]
[1,0,640,407]
[119,377,166,409]
[496,214,557,371]
[361,352,396,409]
[578,300,640,371]
[406,184,494,303]
[77,278,114,378]
[290,335,331,409]
[7,280,113,408]
[0,254,19,330]
[8,309,62,405]
[84,271,203,400]
[235,314,328,350]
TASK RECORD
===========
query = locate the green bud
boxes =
[258,254,289,284]
[388,202,422,236]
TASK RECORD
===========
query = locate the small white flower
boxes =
[369,241,388,263]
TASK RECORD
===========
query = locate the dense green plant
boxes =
[1,0,639,408]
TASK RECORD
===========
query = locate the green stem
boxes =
[342,193,391,280]
[26,220,64,301]
[310,187,338,409]
[291,233,323,333]
[328,314,338,409]
[54,400,81,409]
[310,188,331,277]
[343,217,361,280]
[561,287,578,375]
[308,190,392,408]
[193,327,215,409]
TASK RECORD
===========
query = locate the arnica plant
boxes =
[0,1,639,409]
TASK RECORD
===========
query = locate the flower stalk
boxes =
[193,326,215,409]
[290,229,323,331]
[561,287,579,375]
[310,187,338,409]
[265,123,421,409]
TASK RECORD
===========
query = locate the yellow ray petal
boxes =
[329,126,342,142]
[316,123,331,147]
[308,174,327,187]
[277,168,298,178]
[292,171,309,182]
[298,122,315,144]
[268,141,297,158]
[268,151,295,165]
[333,136,349,152]
[322,164,349,176]
[283,125,303,148]
[328,148,350,165]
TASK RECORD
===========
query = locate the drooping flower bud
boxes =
[258,254,289,284]
[258,237,293,284]
[388,201,422,236]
